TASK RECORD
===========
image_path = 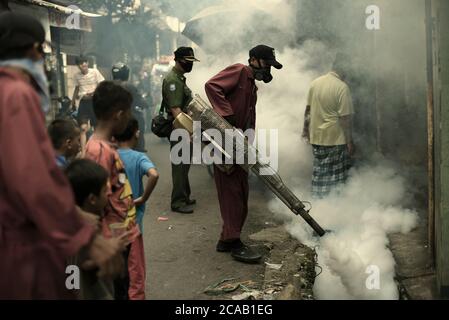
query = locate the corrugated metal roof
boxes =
[21,0,102,17]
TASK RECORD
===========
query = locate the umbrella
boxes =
[181,2,270,47]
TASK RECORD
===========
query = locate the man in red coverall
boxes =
[0,12,124,299]
[205,45,283,263]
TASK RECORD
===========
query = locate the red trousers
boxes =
[128,234,146,300]
[214,166,249,241]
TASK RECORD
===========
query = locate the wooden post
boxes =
[433,0,449,298]
[426,0,435,261]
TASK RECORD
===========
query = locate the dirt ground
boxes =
[139,133,432,300]
[142,134,278,300]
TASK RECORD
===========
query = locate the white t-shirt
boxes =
[74,68,105,98]
[307,72,354,146]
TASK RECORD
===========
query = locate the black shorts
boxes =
[77,97,97,127]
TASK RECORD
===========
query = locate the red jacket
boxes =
[205,63,258,131]
[0,67,94,299]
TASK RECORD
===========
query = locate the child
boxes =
[65,159,114,300]
[84,81,144,300]
[115,117,159,234]
[48,119,81,167]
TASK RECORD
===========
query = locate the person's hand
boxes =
[347,142,356,157]
[83,235,125,279]
[80,121,91,134]
[71,101,77,111]
[302,129,310,143]
[79,210,100,231]
[117,230,133,249]
[76,206,100,231]
[133,196,147,207]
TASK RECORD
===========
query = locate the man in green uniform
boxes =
[161,47,199,214]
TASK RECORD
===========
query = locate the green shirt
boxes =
[161,67,192,117]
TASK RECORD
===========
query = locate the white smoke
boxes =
[181,0,420,300]
[271,165,419,299]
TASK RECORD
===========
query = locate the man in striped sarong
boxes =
[311,145,353,197]
[302,54,355,198]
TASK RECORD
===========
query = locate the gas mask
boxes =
[252,61,273,83]
[179,59,193,73]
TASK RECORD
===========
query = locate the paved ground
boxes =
[390,211,437,299]
[389,170,437,300]
[141,134,275,300]
[140,133,436,300]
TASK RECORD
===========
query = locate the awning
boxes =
[21,0,102,31]
[23,0,101,17]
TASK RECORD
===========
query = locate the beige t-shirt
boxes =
[74,68,105,98]
[307,72,354,146]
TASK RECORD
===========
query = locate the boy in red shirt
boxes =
[85,81,145,300]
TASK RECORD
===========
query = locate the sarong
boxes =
[312,145,352,198]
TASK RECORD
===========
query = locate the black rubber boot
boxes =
[171,204,194,214]
[231,245,262,264]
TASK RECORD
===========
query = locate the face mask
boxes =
[179,60,193,73]
[252,61,273,83]
[254,68,273,83]
[0,58,51,113]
